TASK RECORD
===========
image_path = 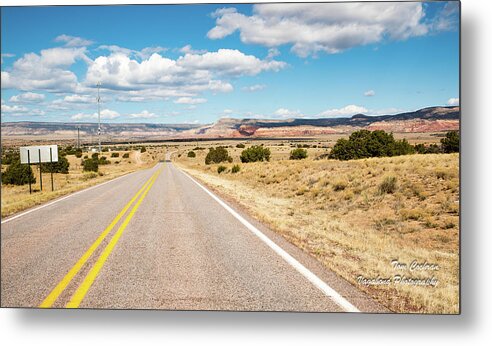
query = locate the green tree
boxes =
[290,148,308,160]
[240,145,271,163]
[329,130,416,160]
[187,151,196,158]
[414,143,426,154]
[441,131,459,153]
[328,138,360,160]
[82,158,99,172]
[41,155,70,174]
[205,147,232,164]
[392,139,415,156]
[1,159,36,185]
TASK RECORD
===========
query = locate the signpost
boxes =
[20,145,59,194]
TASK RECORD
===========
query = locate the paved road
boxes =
[1,160,386,312]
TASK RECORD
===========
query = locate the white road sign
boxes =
[20,145,59,164]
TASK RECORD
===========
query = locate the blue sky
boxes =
[1,2,459,124]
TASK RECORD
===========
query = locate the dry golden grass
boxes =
[1,146,165,218]
[176,146,459,314]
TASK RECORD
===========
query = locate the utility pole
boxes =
[97,81,102,153]
[77,126,80,149]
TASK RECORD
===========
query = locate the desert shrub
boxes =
[217,165,227,174]
[140,146,147,153]
[436,170,449,180]
[379,176,397,194]
[82,158,99,172]
[240,145,271,163]
[91,152,99,160]
[329,130,415,160]
[414,144,426,154]
[102,147,109,152]
[41,155,69,174]
[83,155,88,159]
[98,156,110,165]
[426,144,442,154]
[1,150,19,165]
[61,145,76,155]
[111,152,119,158]
[290,148,308,160]
[414,143,443,154]
[187,151,196,158]
[75,149,83,158]
[332,180,347,191]
[205,147,232,165]
[122,152,130,158]
[231,164,241,173]
[81,172,98,181]
[441,131,459,153]
[236,143,245,148]
[1,159,36,185]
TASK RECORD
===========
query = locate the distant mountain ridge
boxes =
[183,106,459,138]
[1,106,459,142]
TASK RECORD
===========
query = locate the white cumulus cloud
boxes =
[2,104,29,113]
[174,97,207,105]
[273,108,304,118]
[447,97,459,106]
[364,90,376,97]
[9,92,45,103]
[208,3,431,57]
[84,48,284,104]
[49,94,95,111]
[71,109,120,120]
[242,84,266,92]
[318,105,368,117]
[1,103,45,116]
[177,49,286,76]
[98,45,167,60]
[127,110,158,119]
[1,47,89,92]
[1,53,15,63]
[179,44,207,55]
[55,34,94,47]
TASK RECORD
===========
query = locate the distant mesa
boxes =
[1,106,459,142]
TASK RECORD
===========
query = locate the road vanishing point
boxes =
[1,155,386,312]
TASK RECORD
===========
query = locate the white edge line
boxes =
[1,164,159,224]
[178,167,360,313]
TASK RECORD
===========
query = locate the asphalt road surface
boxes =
[1,159,386,312]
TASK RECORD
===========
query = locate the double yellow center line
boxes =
[40,167,162,308]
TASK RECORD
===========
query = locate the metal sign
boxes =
[20,145,59,164]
